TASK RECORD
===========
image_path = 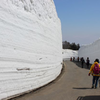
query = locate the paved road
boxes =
[11,60,100,100]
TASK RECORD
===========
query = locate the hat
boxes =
[95,59,99,63]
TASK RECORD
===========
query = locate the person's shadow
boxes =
[77,95,100,100]
[72,61,91,70]
[73,87,91,90]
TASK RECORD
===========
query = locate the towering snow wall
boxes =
[0,0,62,99]
[78,39,100,64]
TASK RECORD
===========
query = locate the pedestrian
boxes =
[73,57,75,61]
[70,57,72,61]
[88,59,100,89]
[86,57,90,69]
[77,57,79,62]
[81,57,85,68]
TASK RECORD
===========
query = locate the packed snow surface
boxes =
[62,49,78,60]
[0,0,62,99]
[78,39,100,64]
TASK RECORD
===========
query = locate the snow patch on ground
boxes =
[62,49,78,60]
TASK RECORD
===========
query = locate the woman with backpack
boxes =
[88,59,100,89]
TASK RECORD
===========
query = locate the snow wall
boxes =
[0,0,62,99]
[78,39,100,64]
[62,49,78,60]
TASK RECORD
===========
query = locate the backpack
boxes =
[93,64,100,74]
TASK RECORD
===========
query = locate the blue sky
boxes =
[53,0,100,45]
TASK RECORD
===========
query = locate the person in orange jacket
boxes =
[88,59,100,89]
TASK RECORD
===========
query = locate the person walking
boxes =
[77,57,79,62]
[81,57,85,68]
[88,59,100,89]
[86,57,90,69]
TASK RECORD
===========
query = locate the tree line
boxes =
[63,41,80,50]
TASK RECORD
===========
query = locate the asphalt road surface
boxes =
[11,60,100,100]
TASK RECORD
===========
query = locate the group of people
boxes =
[70,57,90,69]
[80,57,90,69]
[70,57,100,89]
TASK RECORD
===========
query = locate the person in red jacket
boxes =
[88,59,100,89]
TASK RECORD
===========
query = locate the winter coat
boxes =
[89,62,100,76]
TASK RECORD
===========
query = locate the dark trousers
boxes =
[92,76,99,88]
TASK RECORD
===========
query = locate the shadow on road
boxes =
[73,87,91,90]
[77,95,100,100]
[72,61,92,70]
